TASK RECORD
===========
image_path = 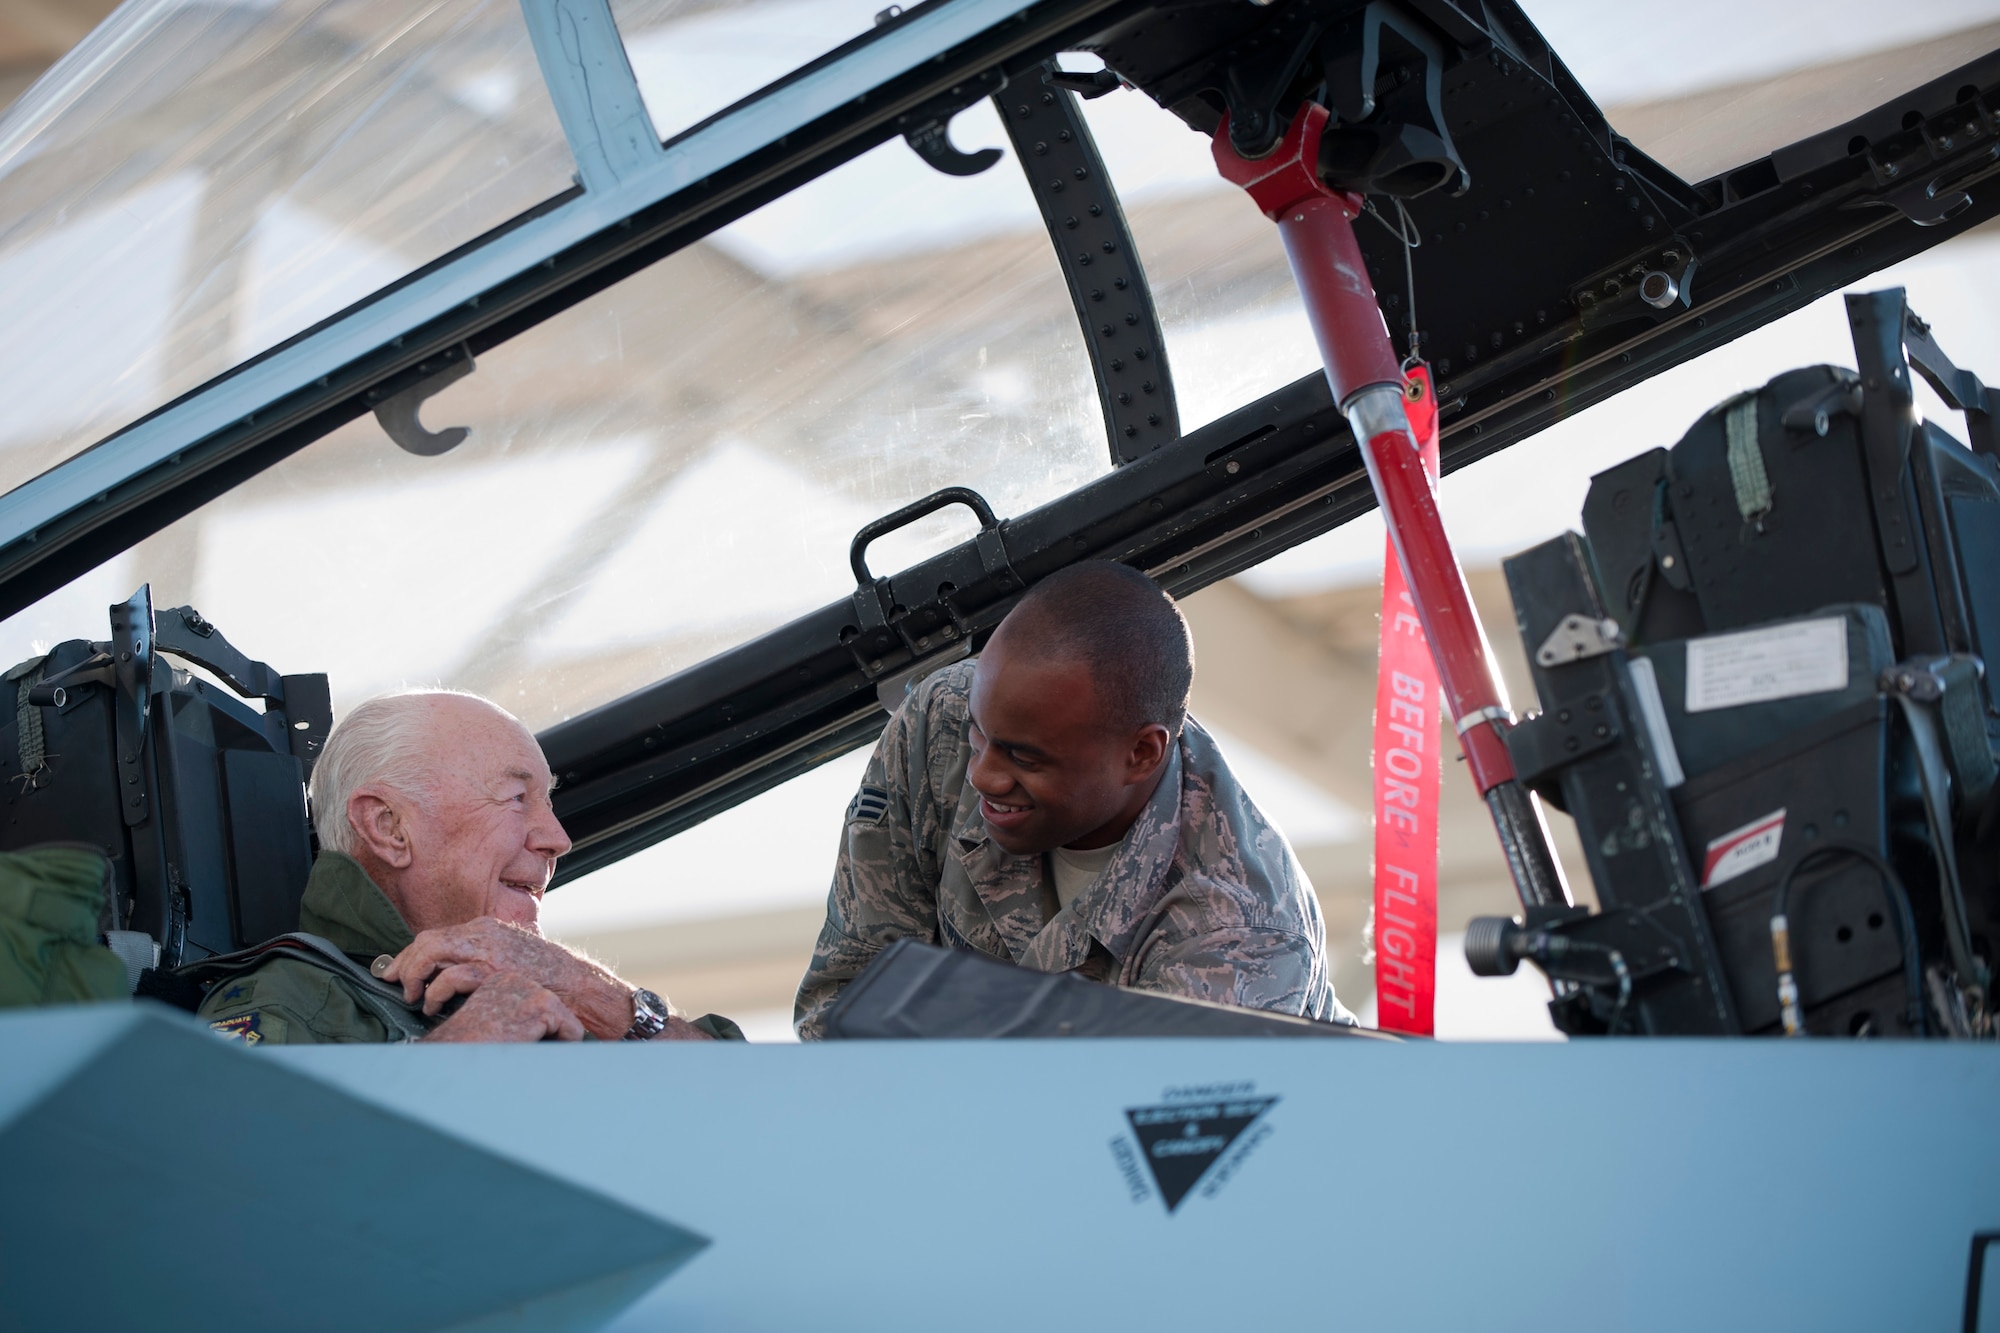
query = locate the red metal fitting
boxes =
[1353,402,1517,793]
[1213,107,1401,406]
[1211,103,1351,221]
[1459,718,1516,794]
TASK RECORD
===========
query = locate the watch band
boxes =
[624,987,670,1041]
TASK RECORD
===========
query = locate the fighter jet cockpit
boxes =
[0,0,1995,1326]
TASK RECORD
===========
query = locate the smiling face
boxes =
[350,696,572,934]
[966,622,1171,857]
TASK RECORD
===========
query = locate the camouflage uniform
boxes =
[796,661,1348,1039]
[198,853,742,1044]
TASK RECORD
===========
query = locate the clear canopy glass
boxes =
[0,0,577,498]
[0,125,1111,731]
[1066,69,1323,436]
[610,0,886,148]
[1521,0,2000,183]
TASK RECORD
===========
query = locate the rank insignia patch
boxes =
[209,1013,265,1045]
[848,784,891,825]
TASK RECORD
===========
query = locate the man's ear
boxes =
[347,788,415,869]
[1125,724,1172,784]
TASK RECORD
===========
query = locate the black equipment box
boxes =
[1482,290,1998,1039]
[0,586,330,972]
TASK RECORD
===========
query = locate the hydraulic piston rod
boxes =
[1214,103,1568,910]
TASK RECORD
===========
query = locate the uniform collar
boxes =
[298,852,417,959]
[949,781,1054,962]
[950,743,1185,972]
[1061,743,1184,962]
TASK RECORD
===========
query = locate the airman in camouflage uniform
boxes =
[796,570,1350,1038]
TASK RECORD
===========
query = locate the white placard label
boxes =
[1702,809,1785,888]
[1684,617,1847,713]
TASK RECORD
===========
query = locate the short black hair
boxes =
[1000,561,1195,735]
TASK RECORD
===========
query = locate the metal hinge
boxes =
[1535,613,1623,667]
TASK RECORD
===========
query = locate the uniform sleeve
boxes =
[195,962,391,1045]
[1128,925,1354,1025]
[793,693,943,1041]
[690,1012,746,1041]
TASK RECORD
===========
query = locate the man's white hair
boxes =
[308,690,507,857]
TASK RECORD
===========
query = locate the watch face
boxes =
[627,988,669,1040]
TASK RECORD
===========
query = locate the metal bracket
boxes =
[109,584,155,828]
[1880,660,1989,996]
[850,487,1010,628]
[1217,3,1333,159]
[872,637,972,713]
[280,673,334,776]
[155,605,286,703]
[1467,903,1686,988]
[521,0,665,192]
[904,107,1004,176]
[149,603,332,775]
[1046,67,1119,100]
[1847,290,1931,633]
[25,653,111,710]
[1317,1,1469,198]
[891,63,1007,177]
[1506,694,1622,788]
[999,64,1178,464]
[1781,374,1865,438]
[1534,613,1623,667]
[1902,304,2000,460]
[1574,241,1698,331]
[1650,514,1692,591]
[845,488,1016,698]
[1880,166,1974,228]
[372,344,475,457]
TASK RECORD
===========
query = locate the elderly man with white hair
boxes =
[196,690,738,1044]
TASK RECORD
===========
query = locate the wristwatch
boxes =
[624,987,671,1041]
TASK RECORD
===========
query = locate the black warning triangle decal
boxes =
[1124,1096,1277,1211]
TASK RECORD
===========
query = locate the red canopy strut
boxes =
[1213,103,1569,912]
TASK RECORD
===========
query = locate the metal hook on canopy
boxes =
[904,106,1004,177]
[372,344,475,457]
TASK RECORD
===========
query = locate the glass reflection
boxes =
[1523,0,1998,184]
[1068,64,1322,434]
[611,0,882,147]
[0,0,576,497]
[0,121,1110,731]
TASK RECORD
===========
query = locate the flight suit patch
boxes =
[848,784,891,825]
[208,1012,283,1045]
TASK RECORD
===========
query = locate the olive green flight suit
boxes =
[195,853,430,1044]
[197,853,743,1044]
[0,845,127,1007]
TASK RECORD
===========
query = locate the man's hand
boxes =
[423,972,585,1043]
[386,918,637,1040]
